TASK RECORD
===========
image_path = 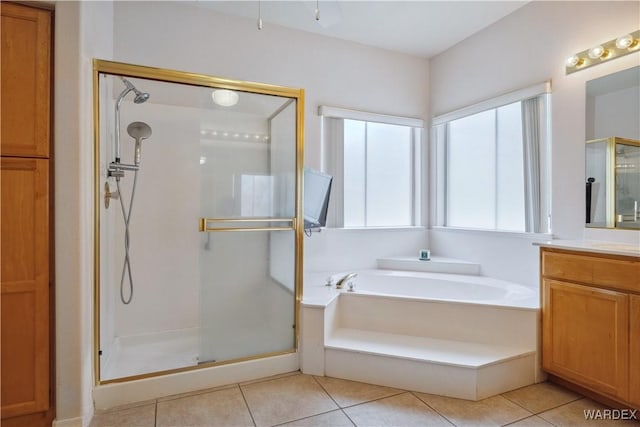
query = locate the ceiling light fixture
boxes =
[565,29,639,74]
[212,89,239,107]
[315,0,320,21]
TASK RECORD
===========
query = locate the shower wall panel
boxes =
[112,102,201,337]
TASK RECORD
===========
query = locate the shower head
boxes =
[127,121,152,165]
[133,91,150,104]
[122,78,150,104]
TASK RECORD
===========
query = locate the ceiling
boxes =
[194,1,529,58]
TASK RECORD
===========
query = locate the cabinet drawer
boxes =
[592,257,640,293]
[541,251,593,283]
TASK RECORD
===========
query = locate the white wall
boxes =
[55,1,114,425]
[588,86,640,140]
[429,1,640,286]
[112,1,431,273]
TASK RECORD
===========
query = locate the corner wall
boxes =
[54,1,114,425]
[429,1,640,287]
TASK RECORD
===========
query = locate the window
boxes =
[433,83,551,233]
[320,107,423,228]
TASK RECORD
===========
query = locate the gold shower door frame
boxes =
[92,59,305,385]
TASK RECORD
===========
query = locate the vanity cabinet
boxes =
[631,296,640,407]
[541,248,640,408]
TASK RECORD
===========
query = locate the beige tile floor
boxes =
[90,372,639,427]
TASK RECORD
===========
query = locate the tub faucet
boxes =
[336,272,357,290]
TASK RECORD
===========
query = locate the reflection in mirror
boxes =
[94,61,303,383]
[585,66,640,229]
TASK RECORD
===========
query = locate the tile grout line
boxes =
[532,398,587,427]
[269,408,354,427]
[309,376,357,427]
[310,376,412,409]
[499,391,585,425]
[490,394,534,427]
[238,383,258,427]
[409,391,457,427]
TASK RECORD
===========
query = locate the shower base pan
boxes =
[101,328,198,381]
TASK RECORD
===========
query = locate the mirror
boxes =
[585,66,640,229]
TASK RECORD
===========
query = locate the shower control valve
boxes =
[104,182,120,209]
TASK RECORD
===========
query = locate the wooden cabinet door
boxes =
[0,3,51,158]
[542,279,629,400]
[1,158,49,418]
[631,296,640,408]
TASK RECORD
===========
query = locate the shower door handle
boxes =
[198,217,296,232]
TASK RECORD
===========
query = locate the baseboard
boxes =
[52,416,84,427]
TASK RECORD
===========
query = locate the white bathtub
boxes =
[301,269,541,400]
[318,269,538,309]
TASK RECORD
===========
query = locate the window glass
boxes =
[366,122,412,226]
[342,119,418,227]
[343,120,366,226]
[447,109,496,229]
[446,101,526,231]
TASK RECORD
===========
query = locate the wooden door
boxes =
[630,295,640,408]
[542,279,629,400]
[1,2,51,157]
[1,158,50,418]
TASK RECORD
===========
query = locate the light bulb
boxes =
[212,89,239,107]
[588,45,607,59]
[566,55,583,67]
[616,34,636,49]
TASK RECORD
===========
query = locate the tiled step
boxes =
[325,328,535,401]
[377,256,481,275]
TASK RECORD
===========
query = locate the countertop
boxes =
[534,239,640,258]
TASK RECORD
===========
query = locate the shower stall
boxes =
[93,60,303,383]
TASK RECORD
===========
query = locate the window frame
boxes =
[432,82,552,235]
[319,106,425,229]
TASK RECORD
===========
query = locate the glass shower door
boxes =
[198,97,298,365]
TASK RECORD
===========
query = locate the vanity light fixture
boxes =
[212,89,239,107]
[565,29,640,75]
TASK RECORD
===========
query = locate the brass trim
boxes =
[199,217,295,232]
[202,217,294,223]
[93,59,102,387]
[93,59,305,385]
[200,226,295,233]
[99,349,297,385]
[94,59,303,98]
[294,91,305,350]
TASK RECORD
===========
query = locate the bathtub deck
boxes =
[377,256,481,275]
[326,328,534,368]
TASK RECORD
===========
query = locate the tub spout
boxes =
[336,272,357,290]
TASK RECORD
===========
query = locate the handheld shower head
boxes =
[127,121,152,165]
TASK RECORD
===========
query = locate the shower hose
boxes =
[116,171,139,305]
